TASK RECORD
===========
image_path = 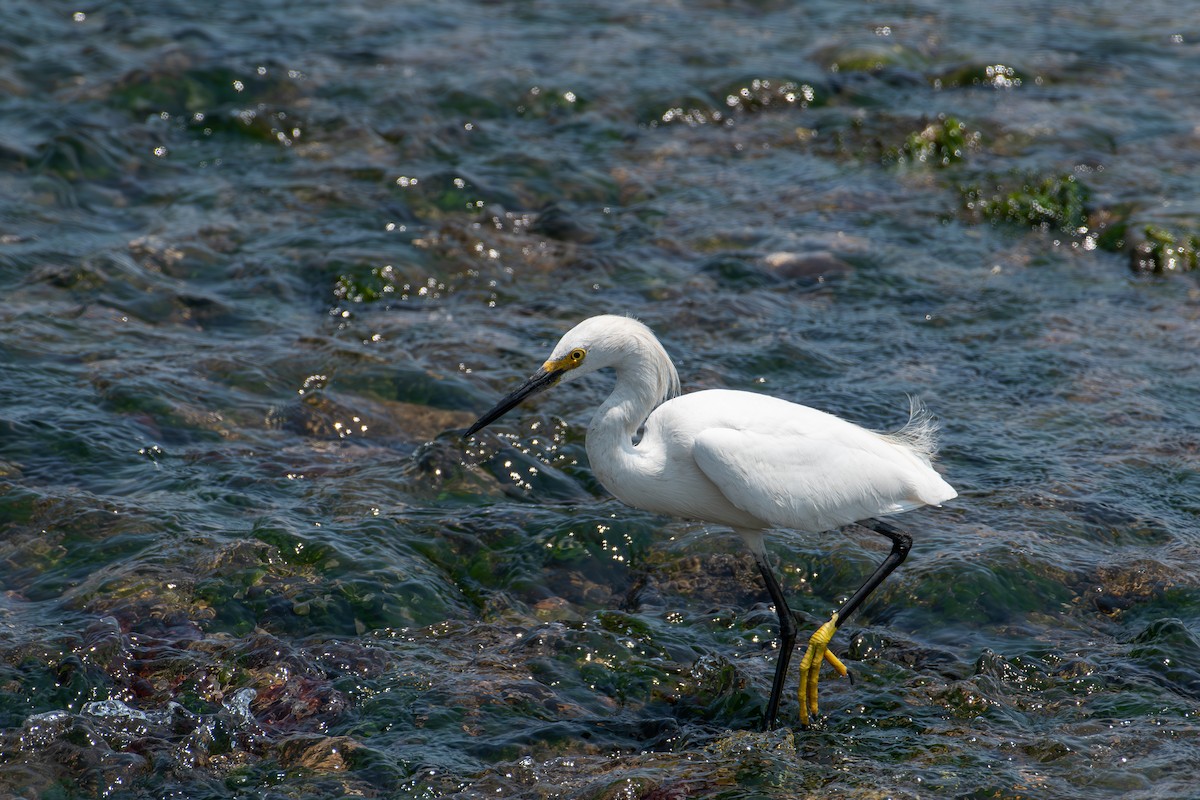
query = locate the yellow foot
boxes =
[797,612,848,726]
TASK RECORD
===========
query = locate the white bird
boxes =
[464,314,956,728]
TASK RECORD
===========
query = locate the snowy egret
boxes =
[464,315,956,728]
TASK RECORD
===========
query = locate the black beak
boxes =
[463,366,563,438]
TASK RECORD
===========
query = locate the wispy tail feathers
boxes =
[883,395,941,462]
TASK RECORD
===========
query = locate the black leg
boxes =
[834,518,913,626]
[753,551,796,730]
[796,518,914,726]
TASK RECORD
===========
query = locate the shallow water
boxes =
[2,1,1199,798]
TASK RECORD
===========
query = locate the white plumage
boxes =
[597,389,954,534]
[465,314,956,728]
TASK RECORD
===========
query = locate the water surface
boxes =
[1,1,1199,798]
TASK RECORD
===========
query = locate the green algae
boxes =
[652,76,822,127]
[111,62,309,147]
[887,116,980,167]
[933,61,1032,89]
[112,64,303,117]
[713,77,821,114]
[960,175,1198,274]
[333,265,405,304]
[1130,225,1199,273]
[811,42,929,74]
[962,173,1089,232]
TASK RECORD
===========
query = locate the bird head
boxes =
[462,315,669,437]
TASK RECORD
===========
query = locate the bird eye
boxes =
[570,349,585,362]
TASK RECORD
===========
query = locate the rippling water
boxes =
[2,1,1199,798]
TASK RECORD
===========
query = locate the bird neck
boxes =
[585,340,680,476]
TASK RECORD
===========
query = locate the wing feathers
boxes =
[693,418,953,533]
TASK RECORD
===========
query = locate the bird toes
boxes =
[797,613,842,726]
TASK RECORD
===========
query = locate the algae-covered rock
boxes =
[963,173,1089,232]
[1130,225,1199,273]
[811,42,928,74]
[933,61,1031,89]
[959,175,1200,275]
[650,76,822,127]
[713,77,821,114]
[111,58,311,147]
[887,116,980,167]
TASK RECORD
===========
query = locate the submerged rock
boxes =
[761,250,853,280]
[276,733,361,772]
